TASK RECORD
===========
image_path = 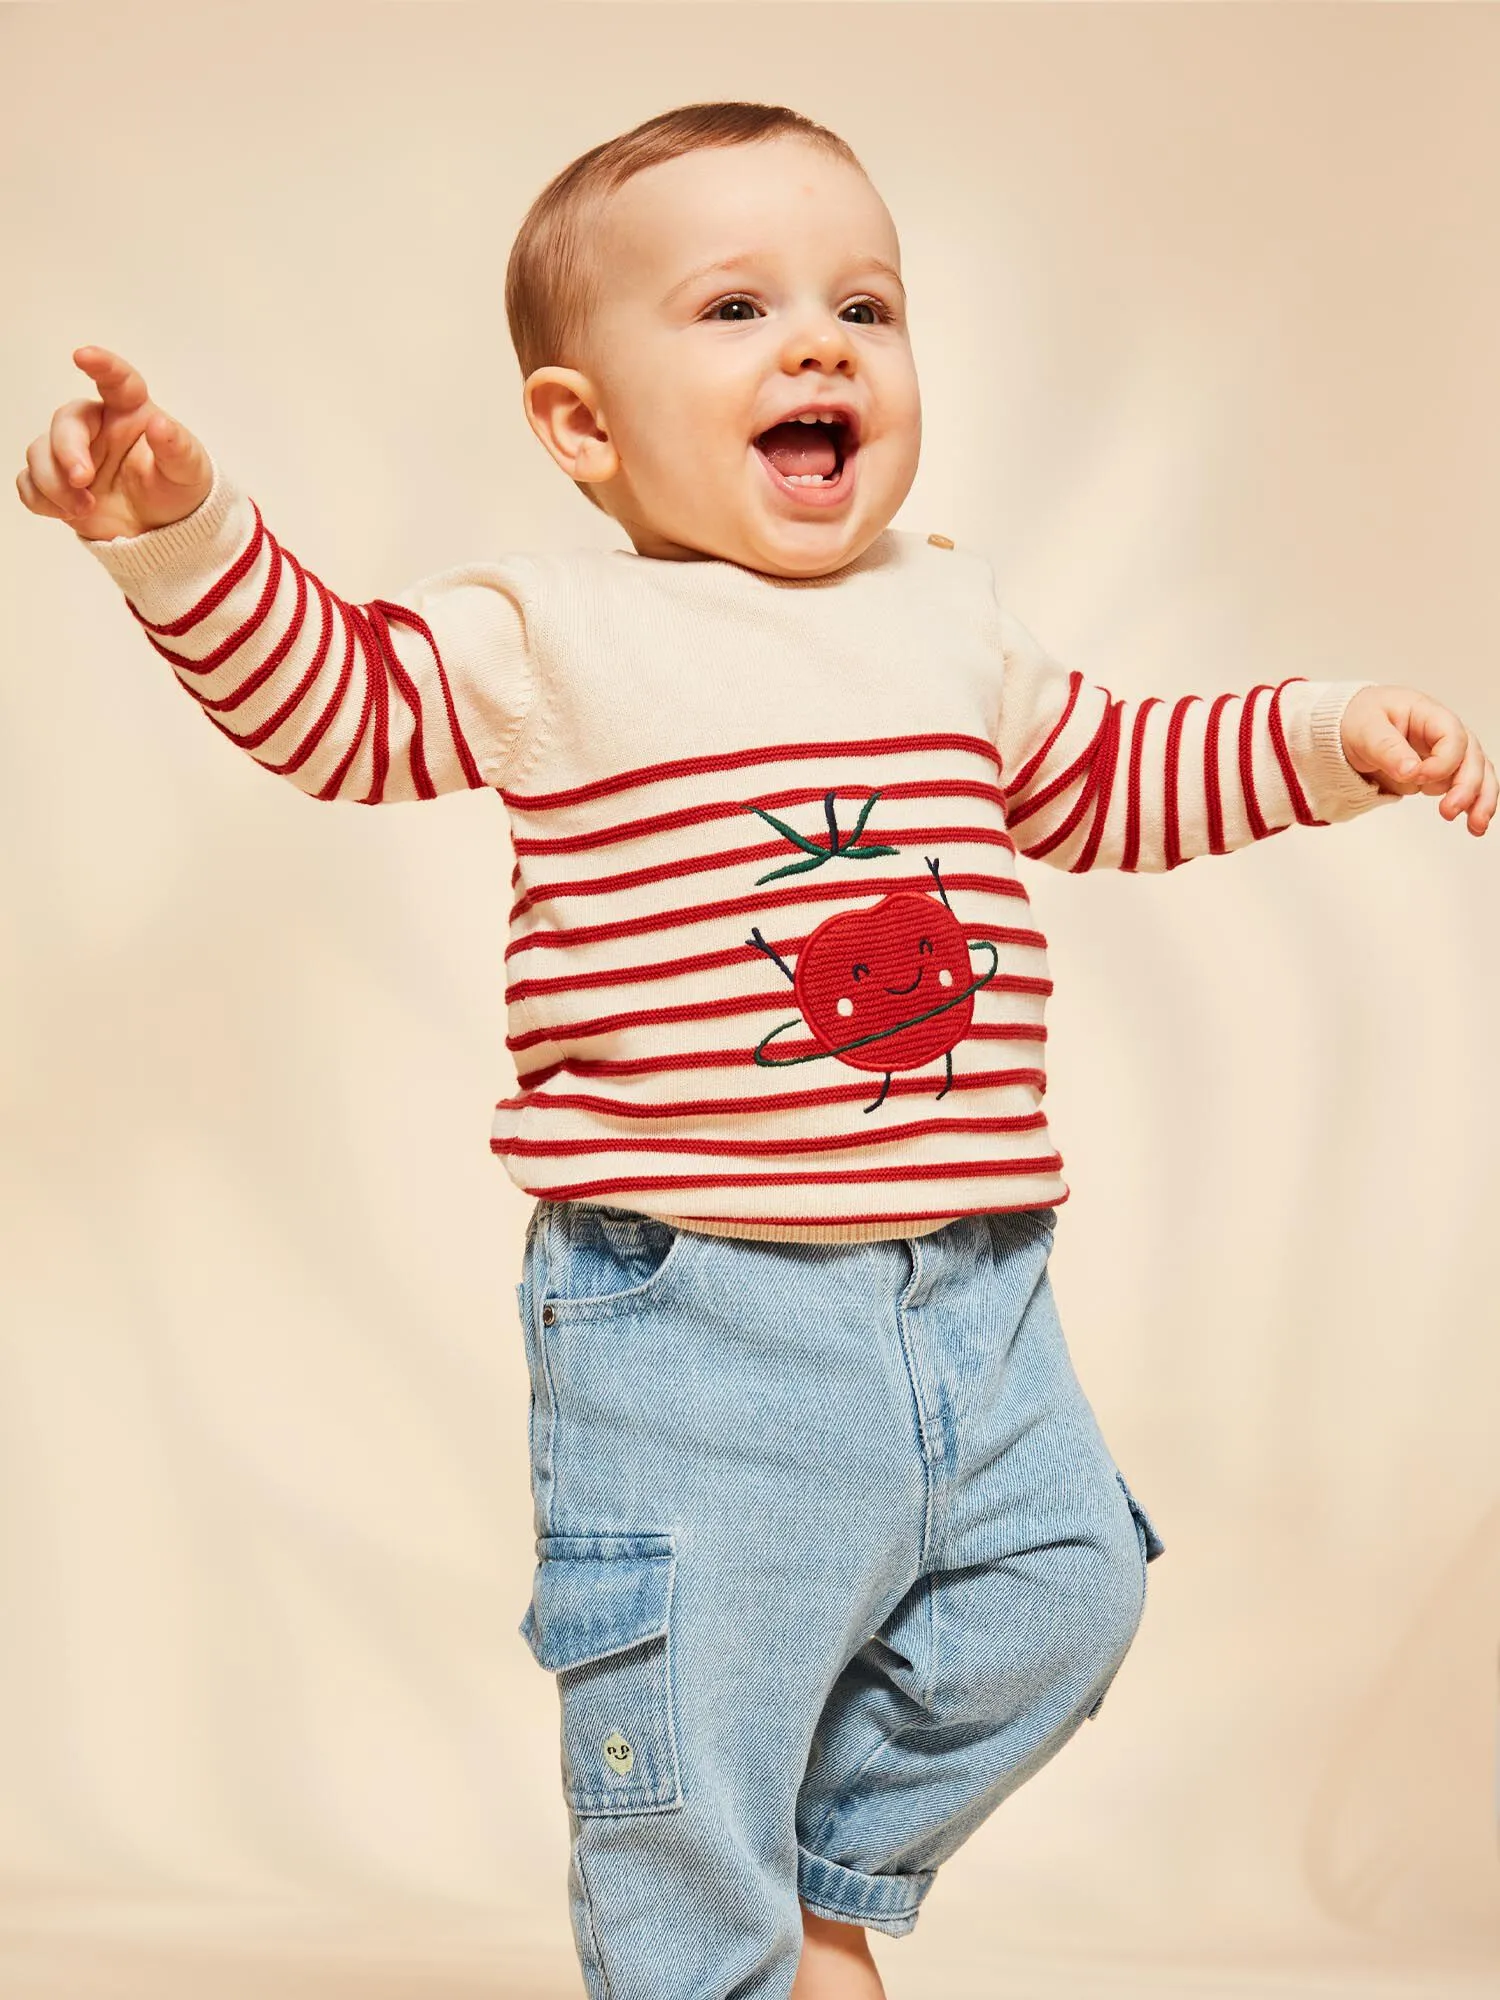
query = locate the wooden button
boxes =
[927,533,954,549]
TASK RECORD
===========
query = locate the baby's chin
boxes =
[737,504,893,579]
[632,488,893,578]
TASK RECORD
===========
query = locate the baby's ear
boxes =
[523,367,618,486]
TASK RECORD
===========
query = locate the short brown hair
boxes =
[504,102,868,513]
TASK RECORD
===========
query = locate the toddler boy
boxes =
[19,98,1492,2000]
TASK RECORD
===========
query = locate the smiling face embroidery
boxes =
[740,790,997,1113]
[602,1732,635,1777]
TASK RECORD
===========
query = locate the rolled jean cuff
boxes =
[796,1842,936,1937]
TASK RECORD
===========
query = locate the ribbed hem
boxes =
[662,1189,1067,1244]
[673,1213,960,1244]
[796,1843,935,1937]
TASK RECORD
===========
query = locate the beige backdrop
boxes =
[2,3,1497,1996]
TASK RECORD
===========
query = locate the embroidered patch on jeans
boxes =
[603,1732,635,1777]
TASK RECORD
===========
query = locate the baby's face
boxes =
[532,136,921,577]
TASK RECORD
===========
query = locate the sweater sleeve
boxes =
[992,602,1404,872]
[80,457,536,801]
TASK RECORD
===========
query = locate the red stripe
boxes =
[136,528,288,682]
[1204,693,1230,854]
[504,869,1026,960]
[374,597,484,791]
[510,776,1010,860]
[500,733,1004,813]
[505,920,1049,1006]
[505,972,1049,1055]
[496,1063,1047,1121]
[496,1112,1047,1160]
[494,1155,1067,1200]
[295,581,360,784]
[1122,698,1158,872]
[229,580,338,756]
[155,552,366,785]
[1162,694,1196,869]
[1072,696,1124,873]
[1006,709,1098,834]
[125,495,269,637]
[516,1032,1056,1096]
[510,821,1017,920]
[345,602,391,803]
[1015,693,1115,862]
[1004,671,1082,803]
[511,1024,1047,1073]
[1267,679,1322,827]
[511,1030,1048,1091]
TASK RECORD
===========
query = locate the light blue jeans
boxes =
[515,1200,1164,1998]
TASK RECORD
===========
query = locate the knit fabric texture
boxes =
[84,460,1402,1243]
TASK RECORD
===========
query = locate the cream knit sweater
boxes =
[85,461,1402,1243]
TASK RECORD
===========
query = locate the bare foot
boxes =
[789,1902,887,1999]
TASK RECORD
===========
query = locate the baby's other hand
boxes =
[16,346,214,542]
[1340,685,1495,836]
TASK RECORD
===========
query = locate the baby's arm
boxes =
[18,348,535,801]
[991,601,1403,873]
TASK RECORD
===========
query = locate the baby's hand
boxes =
[16,346,214,542]
[1340,685,1495,836]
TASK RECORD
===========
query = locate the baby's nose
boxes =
[780,322,852,376]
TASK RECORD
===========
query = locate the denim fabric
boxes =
[515,1200,1164,1997]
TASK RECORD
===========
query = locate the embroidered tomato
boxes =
[741,789,999,1109]
[795,890,976,1072]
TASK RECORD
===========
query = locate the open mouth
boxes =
[752,410,859,507]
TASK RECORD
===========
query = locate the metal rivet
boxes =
[541,1304,556,1325]
[927,532,954,549]
[603,1731,634,1776]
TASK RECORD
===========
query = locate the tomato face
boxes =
[793,891,977,1072]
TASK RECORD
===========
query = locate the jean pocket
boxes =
[999,1203,1057,1249]
[538,1203,687,1321]
[519,1531,683,1816]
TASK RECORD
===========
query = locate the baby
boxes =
[18,98,1493,2000]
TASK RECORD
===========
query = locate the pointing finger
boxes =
[72,345,151,421]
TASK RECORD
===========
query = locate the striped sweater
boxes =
[85,460,1402,1244]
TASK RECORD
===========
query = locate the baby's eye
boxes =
[842,298,893,326]
[704,296,762,322]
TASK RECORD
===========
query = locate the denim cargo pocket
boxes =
[520,1531,683,1816]
[1116,1469,1166,1567]
[1087,1473,1164,1722]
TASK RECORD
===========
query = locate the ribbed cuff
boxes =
[1277,678,1406,824]
[80,454,247,601]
